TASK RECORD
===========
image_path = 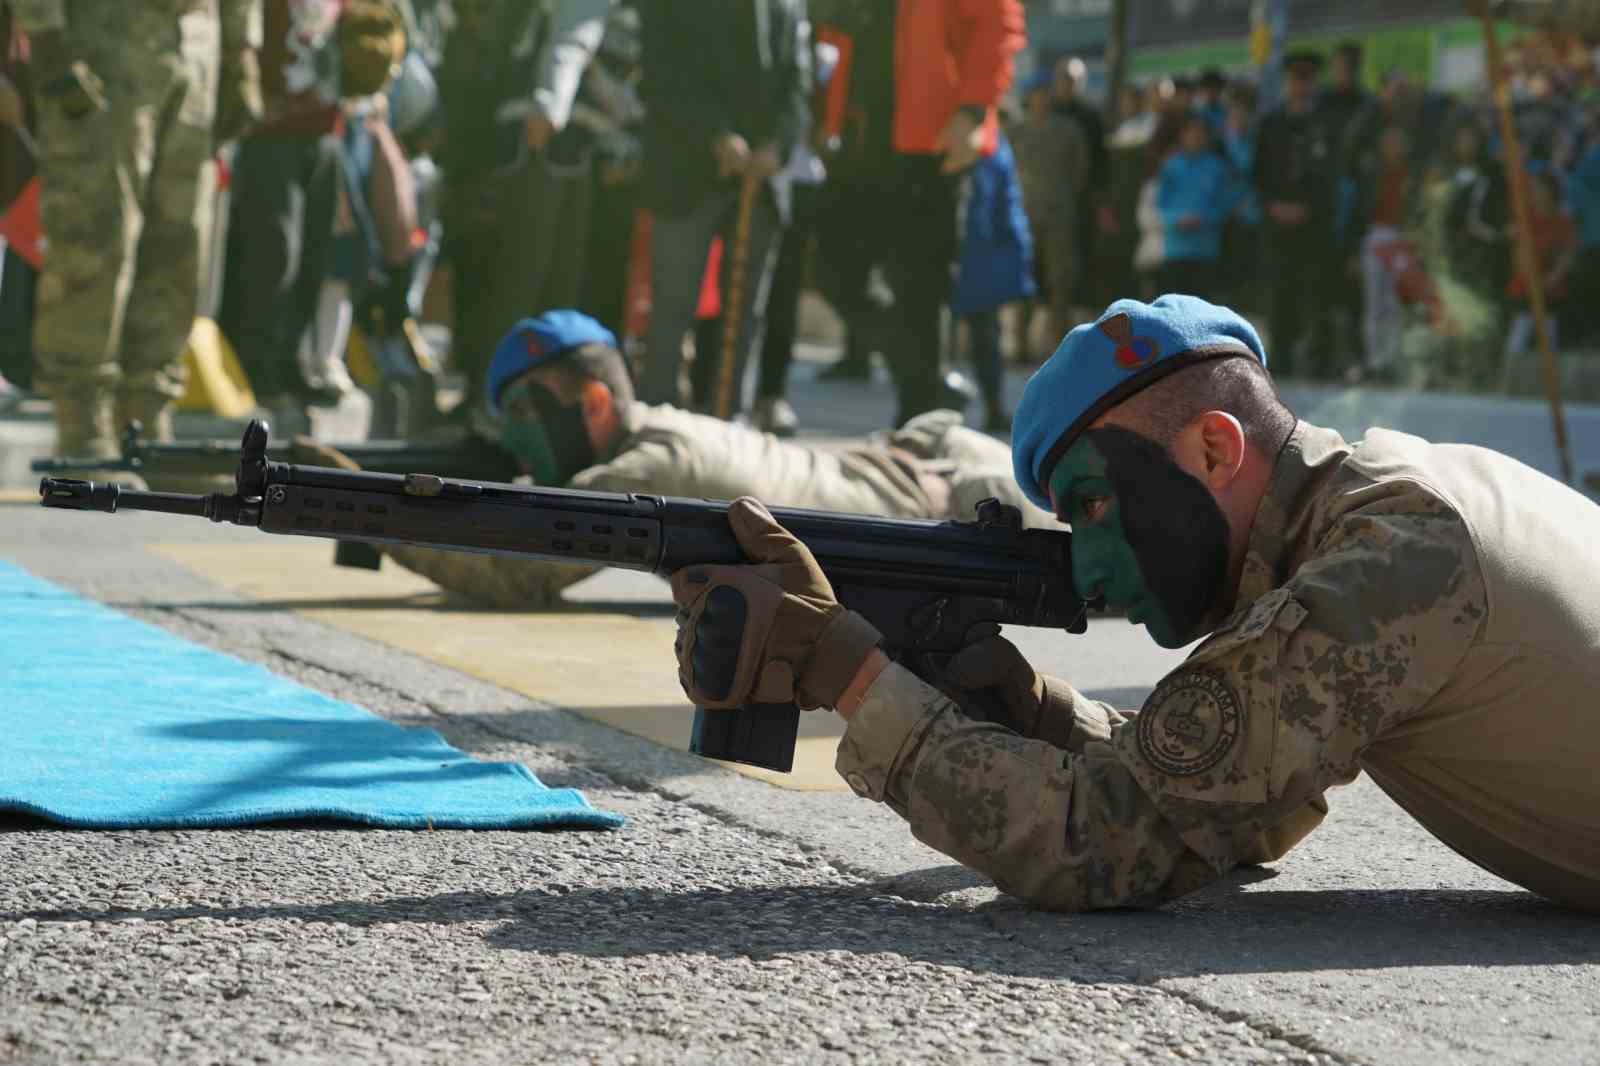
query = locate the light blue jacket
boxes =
[1157,150,1234,263]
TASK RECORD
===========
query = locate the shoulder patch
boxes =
[1137,667,1243,777]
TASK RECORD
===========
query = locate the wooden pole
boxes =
[714,172,760,421]
[1481,9,1575,485]
[1102,0,1131,130]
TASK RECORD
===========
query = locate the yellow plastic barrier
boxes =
[176,317,256,417]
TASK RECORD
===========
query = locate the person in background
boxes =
[746,33,840,438]
[1192,68,1227,140]
[951,129,1033,433]
[1156,112,1231,302]
[1321,41,1379,361]
[218,0,345,415]
[807,0,1024,428]
[0,0,36,407]
[1353,125,1416,377]
[1442,122,1508,315]
[436,0,612,415]
[1502,168,1576,374]
[1219,80,1261,310]
[21,0,255,481]
[1051,55,1109,311]
[1013,67,1087,361]
[634,0,810,421]
[1565,129,1600,345]
[1253,50,1339,379]
[575,4,645,340]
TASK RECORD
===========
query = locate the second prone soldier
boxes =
[300,311,1053,607]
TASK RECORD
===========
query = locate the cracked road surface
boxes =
[4,504,1599,1065]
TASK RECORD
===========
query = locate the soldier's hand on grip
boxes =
[946,633,1074,737]
[670,497,881,711]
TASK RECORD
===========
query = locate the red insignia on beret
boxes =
[523,333,542,357]
[1098,313,1158,369]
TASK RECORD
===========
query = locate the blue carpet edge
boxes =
[1,561,626,832]
[0,797,625,831]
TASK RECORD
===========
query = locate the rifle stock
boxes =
[39,420,1090,773]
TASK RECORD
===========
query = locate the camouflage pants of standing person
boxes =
[31,1,219,455]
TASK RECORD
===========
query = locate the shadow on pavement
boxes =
[3,874,1595,981]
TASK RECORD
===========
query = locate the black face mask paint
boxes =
[530,386,596,484]
[1085,426,1232,644]
[501,382,596,486]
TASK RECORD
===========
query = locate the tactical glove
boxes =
[671,497,881,710]
[944,633,1079,739]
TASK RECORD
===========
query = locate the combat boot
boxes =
[47,387,148,490]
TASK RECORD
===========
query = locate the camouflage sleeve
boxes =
[837,663,1219,910]
[9,0,66,33]
[382,545,598,610]
[836,497,1487,909]
[568,434,700,497]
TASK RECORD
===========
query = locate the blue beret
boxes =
[1011,295,1266,510]
[485,310,619,414]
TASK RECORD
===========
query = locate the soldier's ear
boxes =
[1185,411,1247,490]
[578,378,612,422]
[578,378,619,451]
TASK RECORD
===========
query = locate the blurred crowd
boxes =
[1,1,1598,460]
[1035,34,1600,392]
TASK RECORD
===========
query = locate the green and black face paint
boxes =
[498,378,596,486]
[1047,425,1230,648]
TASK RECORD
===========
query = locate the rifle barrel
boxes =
[38,478,212,517]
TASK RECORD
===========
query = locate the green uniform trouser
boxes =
[31,0,218,409]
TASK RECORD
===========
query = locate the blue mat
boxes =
[0,561,621,830]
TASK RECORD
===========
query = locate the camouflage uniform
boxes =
[386,405,1055,608]
[16,0,250,455]
[837,422,1600,912]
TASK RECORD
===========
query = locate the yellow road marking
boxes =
[149,540,849,791]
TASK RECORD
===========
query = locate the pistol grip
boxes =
[689,703,799,773]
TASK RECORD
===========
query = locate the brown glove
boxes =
[290,436,361,472]
[670,497,881,711]
[945,633,1073,737]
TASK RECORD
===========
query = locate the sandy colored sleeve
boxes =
[835,663,1218,911]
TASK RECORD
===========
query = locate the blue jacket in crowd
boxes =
[1221,126,1261,225]
[1157,149,1234,262]
[1570,144,1600,251]
[951,133,1036,316]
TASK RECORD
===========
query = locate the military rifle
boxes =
[32,421,522,484]
[39,420,1091,774]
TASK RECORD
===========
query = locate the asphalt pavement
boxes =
[3,353,1599,1064]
